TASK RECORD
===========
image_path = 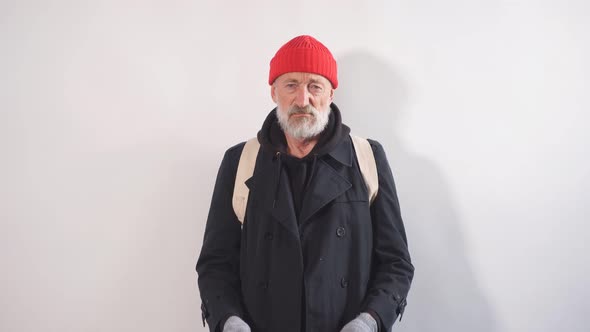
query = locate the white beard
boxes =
[276,104,331,140]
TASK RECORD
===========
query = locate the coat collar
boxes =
[327,134,353,167]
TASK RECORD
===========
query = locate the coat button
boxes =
[336,227,346,237]
[264,232,273,240]
[340,277,348,288]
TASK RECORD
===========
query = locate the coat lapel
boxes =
[298,158,352,225]
[249,152,300,237]
[270,169,299,237]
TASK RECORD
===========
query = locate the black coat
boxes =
[196,135,414,332]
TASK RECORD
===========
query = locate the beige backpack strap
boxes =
[350,134,379,204]
[232,138,260,223]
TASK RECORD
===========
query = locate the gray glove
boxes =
[340,312,378,332]
[222,316,251,332]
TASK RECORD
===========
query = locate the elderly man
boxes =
[196,35,414,332]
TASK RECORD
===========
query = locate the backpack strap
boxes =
[350,135,379,204]
[232,138,260,224]
[232,135,379,223]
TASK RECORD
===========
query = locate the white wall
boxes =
[1,1,588,331]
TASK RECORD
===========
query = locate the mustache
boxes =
[288,105,317,116]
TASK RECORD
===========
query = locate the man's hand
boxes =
[222,316,251,332]
[340,312,378,332]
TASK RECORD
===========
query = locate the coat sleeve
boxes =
[196,143,246,332]
[361,140,414,332]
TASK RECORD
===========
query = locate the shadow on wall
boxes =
[336,51,499,332]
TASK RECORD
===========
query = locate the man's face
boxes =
[271,72,335,140]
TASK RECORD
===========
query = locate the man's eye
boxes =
[310,85,323,91]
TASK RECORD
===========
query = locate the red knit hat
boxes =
[269,35,338,89]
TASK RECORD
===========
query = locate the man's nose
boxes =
[294,87,310,107]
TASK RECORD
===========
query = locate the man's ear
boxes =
[329,88,335,102]
[270,84,277,103]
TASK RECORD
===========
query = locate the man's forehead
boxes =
[276,72,330,84]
